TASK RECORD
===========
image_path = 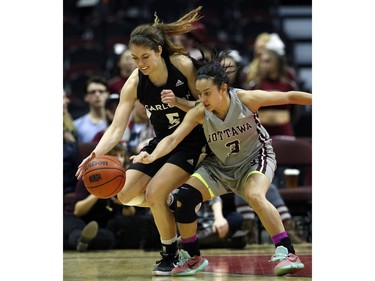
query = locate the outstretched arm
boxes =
[131,104,204,164]
[75,70,138,180]
[237,89,312,113]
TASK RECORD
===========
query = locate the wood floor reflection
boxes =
[64,244,312,281]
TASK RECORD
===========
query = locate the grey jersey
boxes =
[203,87,270,168]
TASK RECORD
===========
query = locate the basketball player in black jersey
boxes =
[76,6,207,276]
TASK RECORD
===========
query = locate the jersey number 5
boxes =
[166,113,180,129]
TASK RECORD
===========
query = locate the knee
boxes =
[144,185,166,207]
[245,192,266,211]
[174,184,203,223]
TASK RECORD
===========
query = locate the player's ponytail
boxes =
[129,6,203,56]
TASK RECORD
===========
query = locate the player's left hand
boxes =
[161,89,178,107]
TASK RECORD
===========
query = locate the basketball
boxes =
[83,155,126,199]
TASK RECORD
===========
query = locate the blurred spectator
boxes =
[63,90,79,195]
[254,48,298,137]
[73,76,110,142]
[256,48,298,92]
[63,90,78,143]
[243,33,296,89]
[107,48,136,94]
[189,194,246,249]
[246,34,299,137]
[242,32,270,88]
[104,93,120,124]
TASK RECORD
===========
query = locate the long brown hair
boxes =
[128,6,203,56]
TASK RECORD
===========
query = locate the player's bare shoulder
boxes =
[170,54,194,75]
[236,88,261,112]
[126,68,139,86]
[120,68,139,100]
[236,88,252,102]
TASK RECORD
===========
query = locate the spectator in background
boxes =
[243,33,296,90]
[193,194,246,249]
[108,48,137,94]
[64,90,78,143]
[73,76,109,142]
[63,90,79,195]
[247,34,299,137]
[104,93,121,123]
[242,32,270,88]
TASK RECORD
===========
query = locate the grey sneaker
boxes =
[76,221,98,252]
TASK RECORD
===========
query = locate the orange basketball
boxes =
[83,155,126,199]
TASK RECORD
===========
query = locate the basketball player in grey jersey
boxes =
[131,56,312,277]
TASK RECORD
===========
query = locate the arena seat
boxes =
[271,137,312,240]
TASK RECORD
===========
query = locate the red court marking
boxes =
[204,255,312,277]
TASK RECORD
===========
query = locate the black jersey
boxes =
[137,55,205,146]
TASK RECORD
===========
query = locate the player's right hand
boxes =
[129,151,155,164]
[75,151,96,180]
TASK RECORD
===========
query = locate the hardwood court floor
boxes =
[64,244,312,281]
